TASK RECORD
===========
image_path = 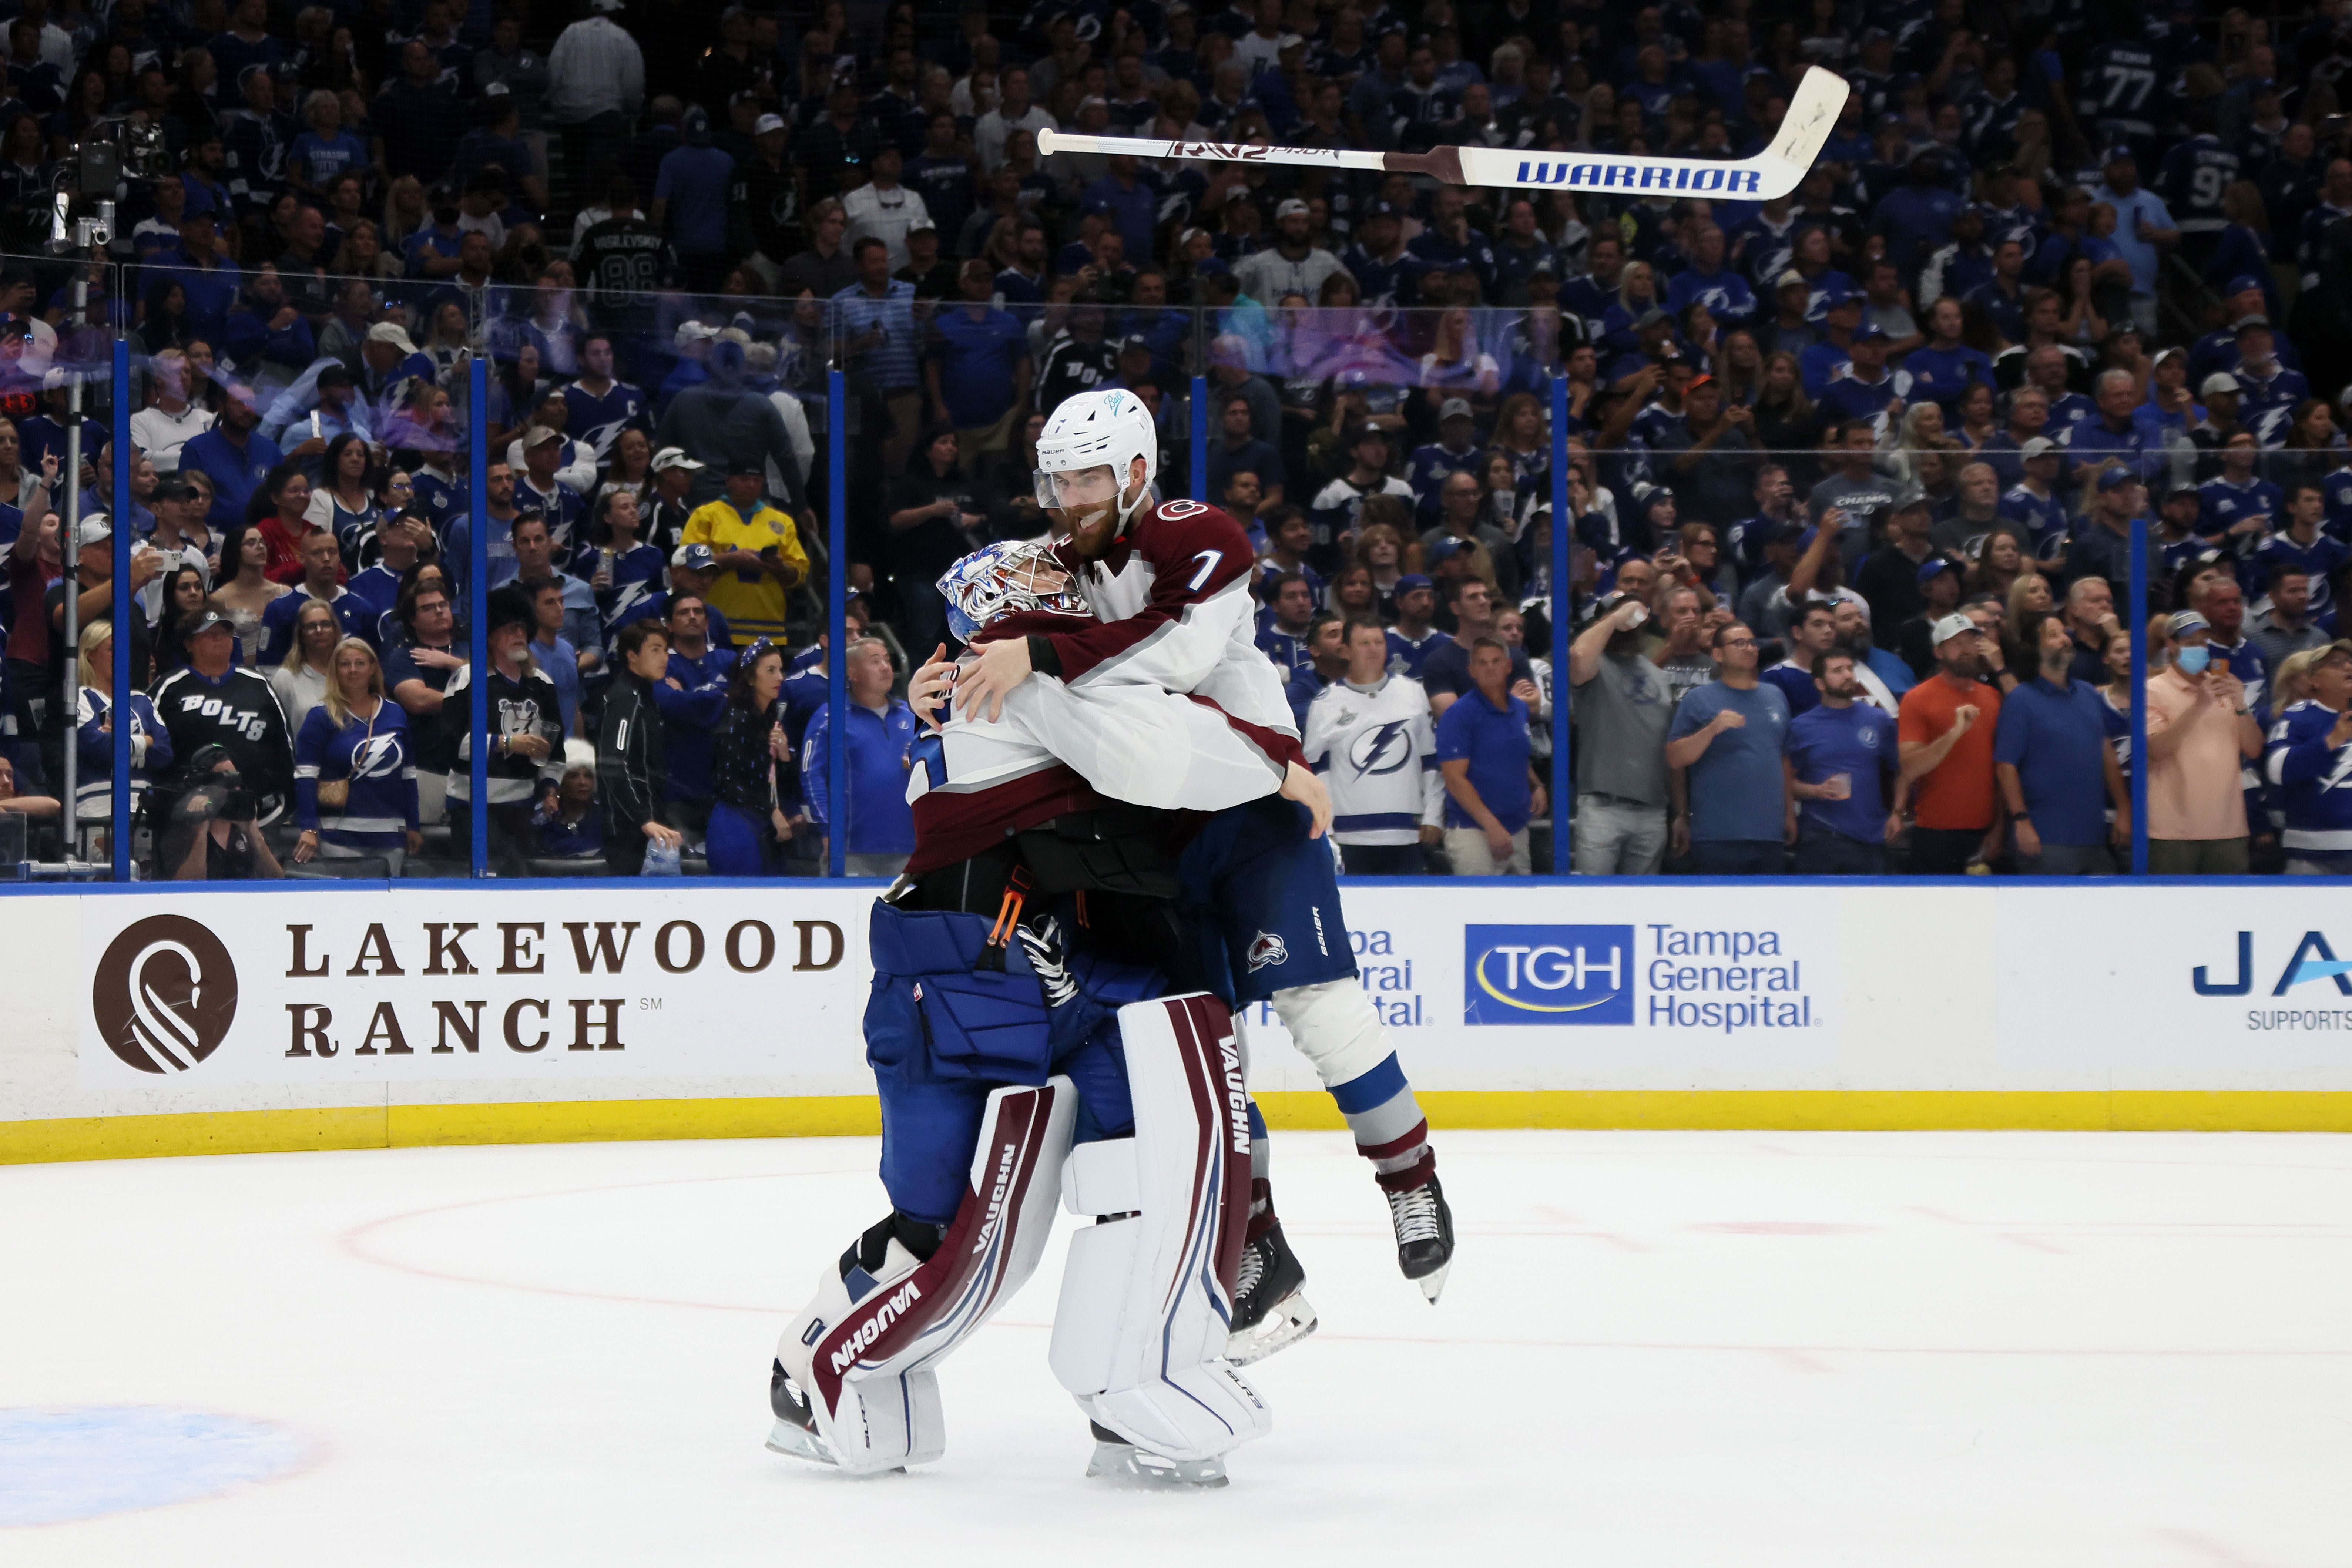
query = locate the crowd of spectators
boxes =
[0,0,2347,879]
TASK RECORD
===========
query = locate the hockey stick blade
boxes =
[1037,66,1850,202]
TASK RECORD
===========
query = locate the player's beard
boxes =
[1048,500,1121,560]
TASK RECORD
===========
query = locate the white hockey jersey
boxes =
[903,612,1290,872]
[1048,498,1301,745]
[1299,675,1445,846]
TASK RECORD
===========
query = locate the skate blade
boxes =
[1410,1259,1451,1304]
[1086,1441,1229,1490]
[766,1421,910,1477]
[1225,1287,1317,1366]
[765,1418,839,1465]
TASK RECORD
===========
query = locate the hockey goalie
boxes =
[766,539,1323,1488]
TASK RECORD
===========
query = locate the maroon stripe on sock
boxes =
[1357,1120,1431,1162]
[1375,1149,1437,1194]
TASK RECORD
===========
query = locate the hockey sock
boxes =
[1248,1098,1269,1184]
[1331,1052,1435,1193]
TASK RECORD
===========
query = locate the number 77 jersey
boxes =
[1047,499,1306,761]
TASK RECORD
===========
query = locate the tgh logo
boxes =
[93,915,239,1073]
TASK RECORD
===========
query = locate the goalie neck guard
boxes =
[938,540,1093,645]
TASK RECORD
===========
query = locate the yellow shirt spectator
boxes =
[682,477,810,645]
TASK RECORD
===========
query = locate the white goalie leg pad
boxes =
[775,1076,1075,1475]
[1048,994,1272,1464]
[1268,976,1392,1090]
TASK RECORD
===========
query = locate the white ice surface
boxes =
[3,1130,2350,1564]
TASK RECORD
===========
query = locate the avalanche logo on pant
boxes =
[1246,932,1288,972]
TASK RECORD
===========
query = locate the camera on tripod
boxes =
[45,135,132,254]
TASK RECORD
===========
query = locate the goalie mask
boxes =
[938,540,1090,644]
[1033,388,1159,535]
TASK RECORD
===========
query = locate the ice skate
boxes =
[1388,1175,1453,1303]
[763,1359,841,1467]
[1083,1421,1230,1490]
[1225,1219,1317,1365]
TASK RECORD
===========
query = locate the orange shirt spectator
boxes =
[1897,612,2004,872]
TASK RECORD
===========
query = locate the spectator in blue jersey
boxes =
[1286,612,1347,729]
[291,636,421,874]
[2257,486,2349,615]
[1815,323,1905,426]
[1422,578,1536,716]
[2265,641,2352,875]
[1256,573,1318,678]
[583,489,667,649]
[801,635,917,878]
[1797,288,1862,397]
[1435,637,1538,876]
[1993,611,2131,874]
[1665,621,1790,874]
[1385,574,1445,678]
[651,592,734,843]
[1872,148,1967,286]
[1405,399,1482,524]
[258,529,372,664]
[2064,466,2151,600]
[1905,297,1996,413]
[1998,438,2071,554]
[1963,238,2030,345]
[178,384,283,530]
[1666,223,1757,330]
[1782,648,1900,874]
[559,335,652,469]
[2230,319,2311,446]
[1761,599,1839,718]
[2061,369,2164,484]
[924,262,1032,470]
[651,106,735,292]
[1252,509,1323,604]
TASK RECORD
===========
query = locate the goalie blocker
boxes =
[770,993,1268,1481]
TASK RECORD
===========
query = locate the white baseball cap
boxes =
[1931,612,1979,645]
[651,447,705,474]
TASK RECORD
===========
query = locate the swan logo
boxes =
[92,916,239,1074]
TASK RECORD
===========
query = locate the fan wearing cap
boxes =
[150,608,296,832]
[1996,437,2072,555]
[2144,608,2265,874]
[1338,201,1431,311]
[2188,277,2298,385]
[1816,322,1910,430]
[842,145,932,275]
[2228,316,2311,440]
[1893,610,2006,873]
[1233,198,1346,306]
[681,463,808,648]
[1308,422,1416,576]
[444,584,566,865]
[2153,479,2219,584]
[2064,464,2154,600]
[1796,287,1866,398]
[1405,399,1484,526]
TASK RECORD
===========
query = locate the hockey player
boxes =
[929,388,1457,1363]
[1301,618,1445,875]
[768,539,1317,1488]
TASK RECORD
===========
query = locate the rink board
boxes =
[4,879,2352,1159]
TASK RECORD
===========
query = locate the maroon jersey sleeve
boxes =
[1044,501,1259,685]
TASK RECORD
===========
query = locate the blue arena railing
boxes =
[0,281,2221,889]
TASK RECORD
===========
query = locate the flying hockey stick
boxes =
[1038,66,1851,203]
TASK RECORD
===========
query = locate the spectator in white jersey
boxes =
[1302,617,1444,874]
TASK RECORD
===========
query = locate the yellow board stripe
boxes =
[6,1090,2352,1165]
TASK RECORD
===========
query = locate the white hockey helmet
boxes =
[1033,388,1158,525]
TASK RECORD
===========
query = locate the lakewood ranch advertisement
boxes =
[79,888,874,1087]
